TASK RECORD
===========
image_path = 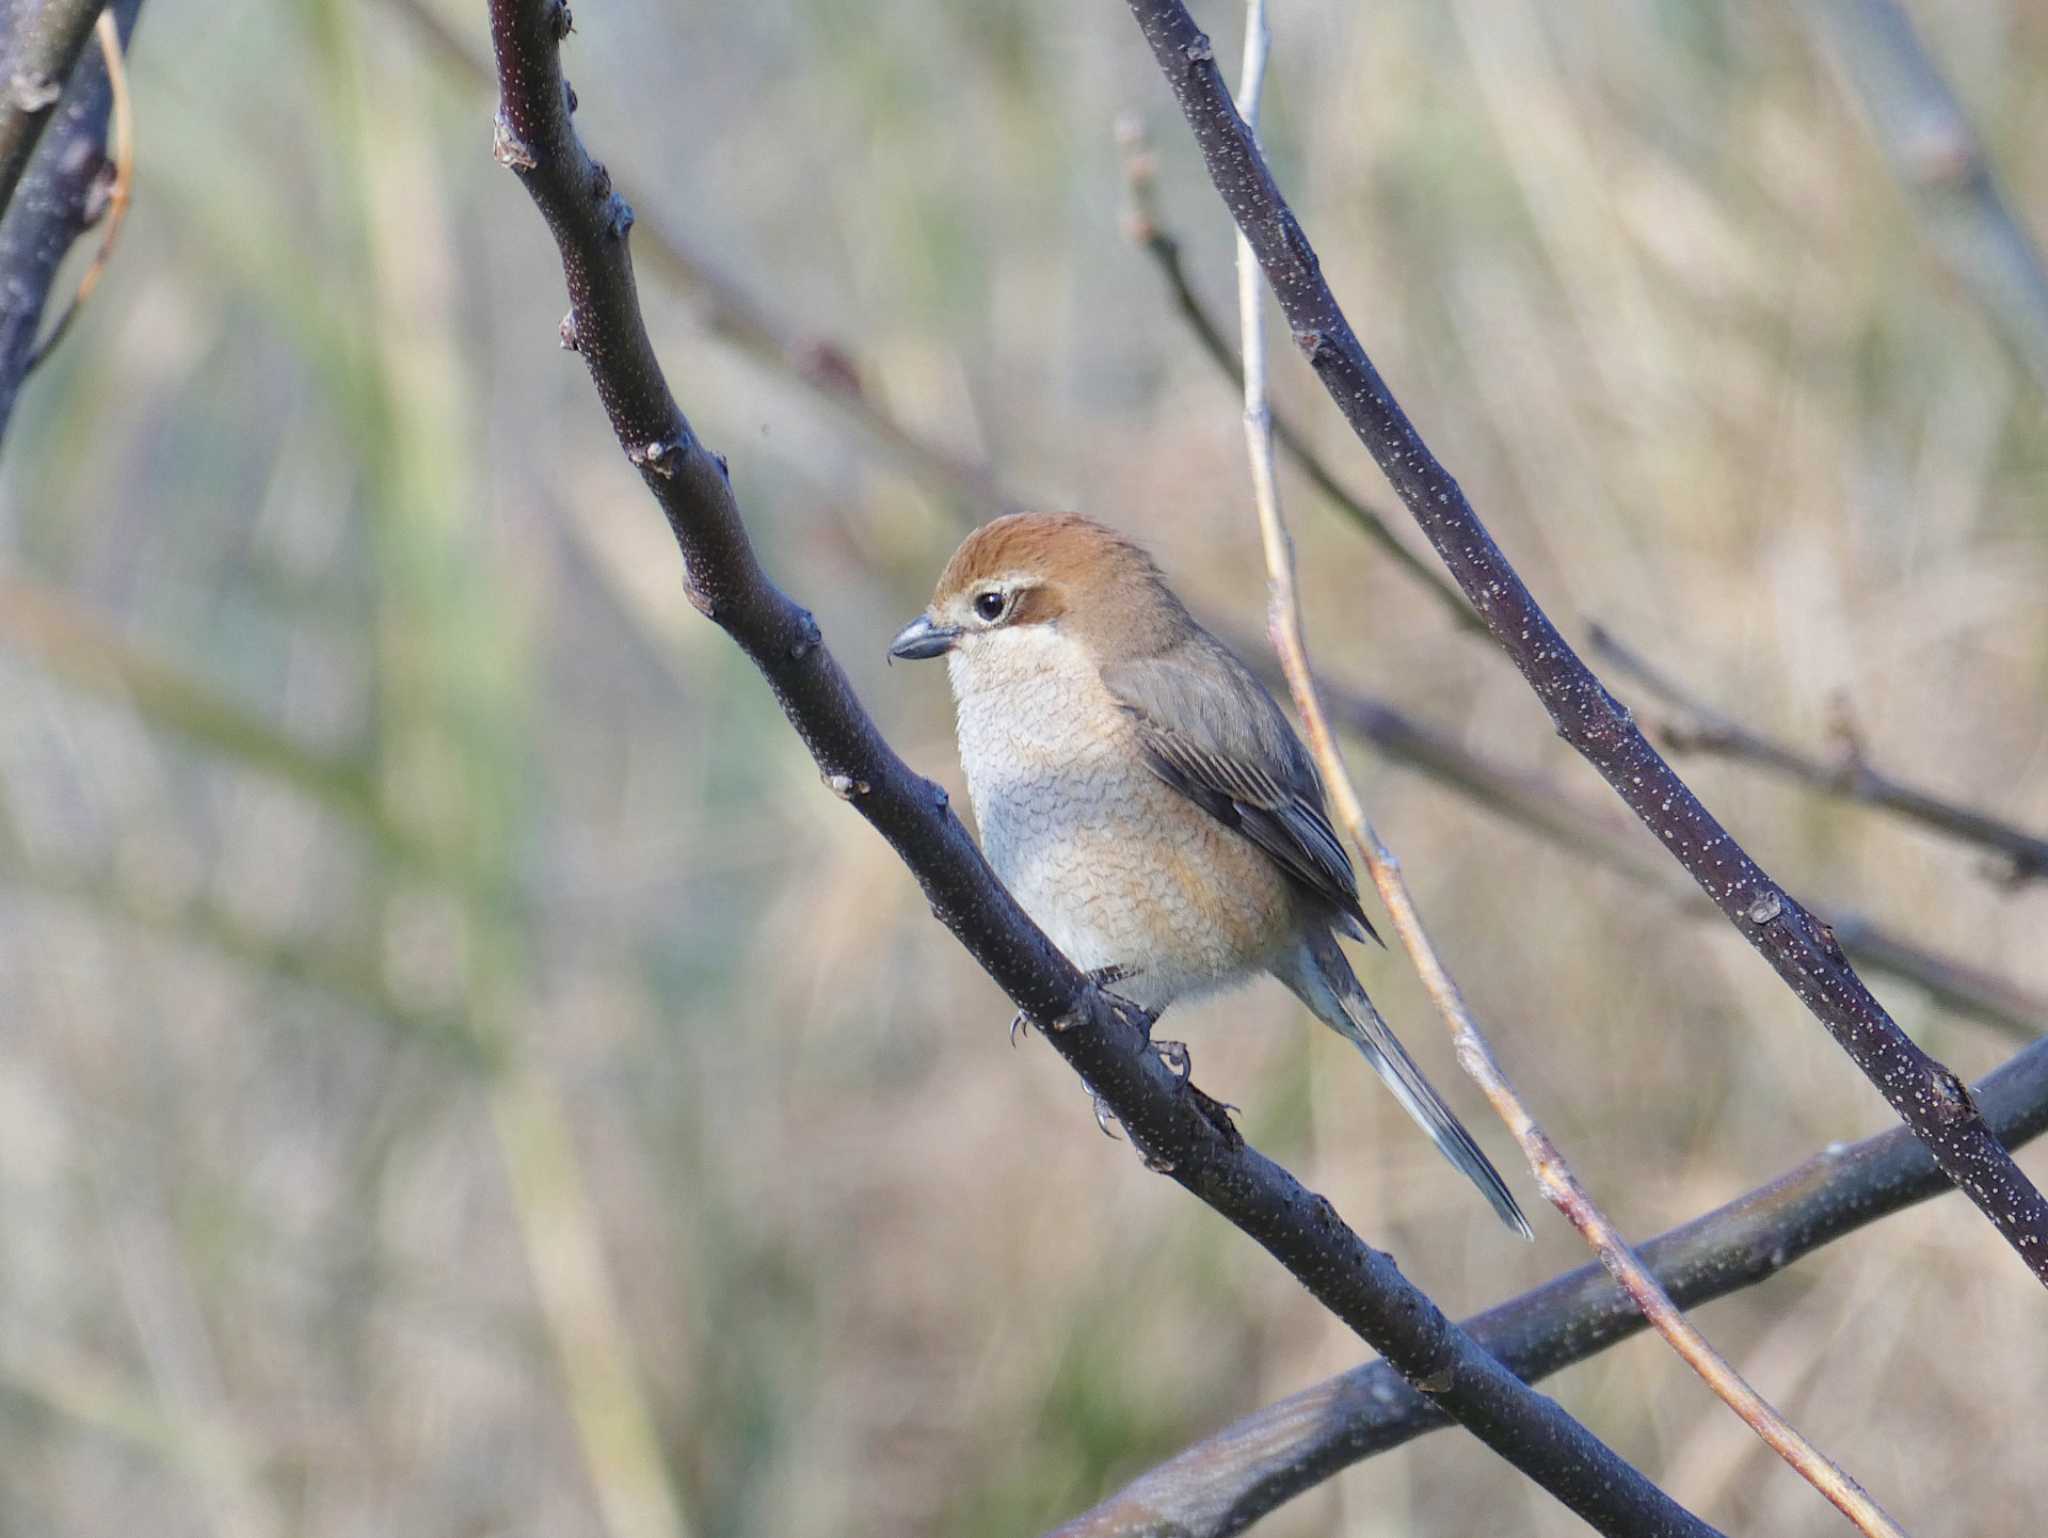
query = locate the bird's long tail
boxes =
[1285,932,1533,1240]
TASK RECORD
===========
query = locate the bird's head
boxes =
[888,512,1185,688]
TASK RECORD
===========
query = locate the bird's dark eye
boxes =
[973,590,1008,623]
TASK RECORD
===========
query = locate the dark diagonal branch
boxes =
[1592,626,2048,886]
[1808,0,2048,397]
[484,4,1720,1532]
[0,0,100,214]
[1051,1031,2048,1538]
[1120,0,2048,1284]
[0,0,142,446]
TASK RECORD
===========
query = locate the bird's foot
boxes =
[1086,966,1189,1079]
[1091,1090,1123,1141]
[1011,964,1145,1047]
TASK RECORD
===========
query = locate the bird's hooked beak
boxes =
[887,613,958,662]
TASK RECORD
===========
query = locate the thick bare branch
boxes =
[482,4,1722,1533]
[1051,1032,2048,1538]
[1119,0,2048,1284]
[0,0,100,214]
[0,0,141,444]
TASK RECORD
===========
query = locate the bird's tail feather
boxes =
[1289,937,1533,1240]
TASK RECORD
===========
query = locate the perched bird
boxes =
[889,512,1530,1237]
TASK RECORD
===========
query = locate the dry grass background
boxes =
[2,1,2046,1534]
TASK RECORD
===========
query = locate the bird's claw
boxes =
[1151,1038,1191,1079]
[1009,1009,1034,1048]
[1091,1091,1123,1141]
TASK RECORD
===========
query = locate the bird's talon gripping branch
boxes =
[1008,1009,1034,1048]
[1152,1038,1191,1080]
[1091,1091,1124,1141]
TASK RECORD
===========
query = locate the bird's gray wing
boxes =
[1104,637,1378,943]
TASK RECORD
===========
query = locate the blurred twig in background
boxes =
[1808,0,2048,397]
[387,0,1014,518]
[0,0,143,444]
[1117,112,1478,633]
[483,3,1727,1533]
[1051,1031,2048,1538]
[1228,6,1899,1533]
[1120,0,2048,1286]
[1592,624,2048,885]
[1307,673,2047,1043]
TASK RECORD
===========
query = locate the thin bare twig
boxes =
[1050,1030,2048,1538]
[1122,0,2048,1284]
[1227,8,1899,1534]
[482,5,1721,1533]
[1302,671,2046,1044]
[1808,0,2048,397]
[1591,625,2048,885]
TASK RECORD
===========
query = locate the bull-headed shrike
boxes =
[891,512,1530,1237]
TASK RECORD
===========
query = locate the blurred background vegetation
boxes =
[3,1,2046,1534]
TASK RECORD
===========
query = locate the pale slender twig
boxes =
[1229,8,1903,1534]
[23,5,130,373]
[1117,114,1476,632]
[1591,625,2048,885]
